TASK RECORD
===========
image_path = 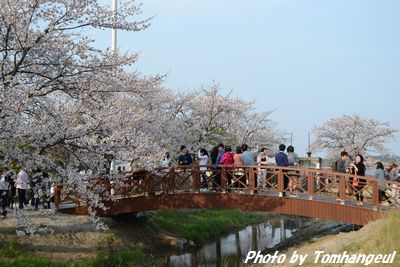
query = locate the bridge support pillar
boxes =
[278,168,284,197]
[221,166,228,193]
[144,172,155,196]
[372,180,379,207]
[168,167,176,194]
[192,165,201,193]
[339,174,346,204]
[249,167,256,194]
[54,185,61,209]
[307,171,314,200]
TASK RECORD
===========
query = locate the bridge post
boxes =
[74,193,81,207]
[339,174,346,204]
[54,185,61,209]
[307,171,314,200]
[372,180,379,206]
[278,168,284,197]
[145,172,155,196]
[221,166,228,193]
[168,167,176,194]
[192,165,201,193]
[249,167,256,194]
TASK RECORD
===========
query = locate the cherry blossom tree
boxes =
[235,111,281,150]
[0,0,281,233]
[0,0,155,168]
[0,0,161,231]
[165,82,280,154]
[311,114,398,158]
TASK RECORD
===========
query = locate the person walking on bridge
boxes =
[348,154,366,205]
[287,146,299,195]
[216,144,225,165]
[375,162,389,202]
[220,146,234,191]
[287,146,298,167]
[336,151,351,173]
[210,146,220,191]
[160,151,172,169]
[275,144,289,196]
[178,145,193,191]
[388,163,399,205]
[233,147,244,189]
[198,148,209,189]
[241,144,256,191]
[178,145,192,166]
[257,148,268,188]
[335,151,351,201]
[212,144,225,190]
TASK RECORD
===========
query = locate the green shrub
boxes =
[0,239,148,267]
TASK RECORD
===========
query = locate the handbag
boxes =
[352,170,359,187]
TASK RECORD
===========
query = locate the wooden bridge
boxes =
[55,165,398,225]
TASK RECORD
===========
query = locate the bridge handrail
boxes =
[53,164,400,209]
[153,164,400,186]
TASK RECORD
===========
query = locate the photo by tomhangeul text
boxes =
[244,250,397,265]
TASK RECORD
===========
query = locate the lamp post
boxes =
[307,132,312,168]
[111,0,117,52]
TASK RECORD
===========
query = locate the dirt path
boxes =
[0,210,114,261]
[0,210,187,262]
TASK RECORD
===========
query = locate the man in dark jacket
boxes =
[178,145,193,165]
[335,151,351,200]
[275,144,289,196]
[336,151,350,173]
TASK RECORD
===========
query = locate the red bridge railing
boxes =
[54,165,399,210]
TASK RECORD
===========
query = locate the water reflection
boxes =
[166,217,307,267]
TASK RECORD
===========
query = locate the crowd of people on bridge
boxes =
[374,162,400,206]
[159,145,400,206]
[0,168,55,218]
[333,151,400,206]
[160,143,300,196]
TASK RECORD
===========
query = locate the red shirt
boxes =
[221,152,235,170]
[233,154,243,166]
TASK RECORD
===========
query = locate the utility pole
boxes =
[290,132,293,146]
[110,0,117,173]
[111,0,117,52]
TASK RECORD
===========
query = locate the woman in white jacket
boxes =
[160,152,172,169]
[198,148,209,188]
[257,148,268,188]
[16,169,29,209]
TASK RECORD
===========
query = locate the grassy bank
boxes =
[0,238,149,267]
[337,210,400,266]
[145,209,268,246]
[272,210,400,267]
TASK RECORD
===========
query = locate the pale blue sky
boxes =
[92,0,400,156]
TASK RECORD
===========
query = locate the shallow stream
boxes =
[111,212,352,267]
